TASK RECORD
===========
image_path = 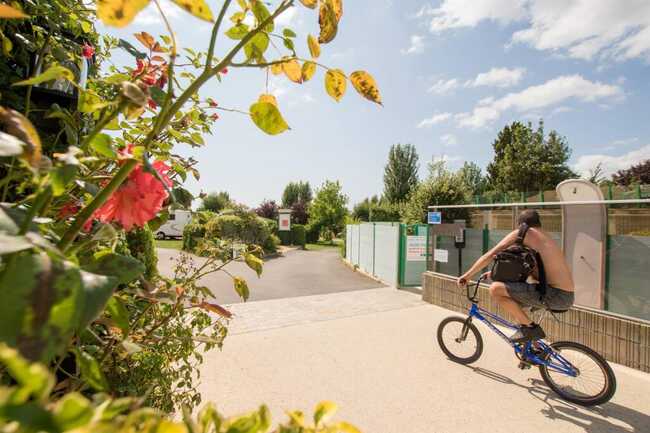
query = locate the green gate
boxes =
[398,224,429,287]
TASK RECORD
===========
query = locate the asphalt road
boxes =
[156,247,385,304]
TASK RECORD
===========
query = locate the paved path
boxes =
[198,288,650,433]
[157,248,385,304]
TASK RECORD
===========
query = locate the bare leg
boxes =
[489,282,532,325]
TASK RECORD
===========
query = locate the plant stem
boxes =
[18,187,52,235]
[206,0,233,68]
[57,159,138,252]
[1,157,16,201]
[79,101,126,149]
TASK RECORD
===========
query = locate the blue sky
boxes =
[98,0,650,207]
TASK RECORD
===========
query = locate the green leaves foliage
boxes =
[249,100,289,135]
[82,251,145,285]
[244,32,270,62]
[74,348,109,391]
[12,64,75,86]
[0,252,118,362]
[90,133,117,158]
[251,0,273,32]
[226,23,249,39]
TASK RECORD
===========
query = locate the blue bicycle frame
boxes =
[465,279,578,377]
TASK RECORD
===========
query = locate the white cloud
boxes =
[417,112,452,128]
[421,0,527,32]
[573,144,650,178]
[455,74,623,128]
[428,78,459,94]
[465,67,526,88]
[401,35,425,55]
[134,0,181,26]
[417,0,650,62]
[440,133,458,146]
[275,6,297,26]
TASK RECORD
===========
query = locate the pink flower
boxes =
[93,161,172,231]
[210,113,219,121]
[220,67,228,74]
[82,43,95,59]
[208,98,218,107]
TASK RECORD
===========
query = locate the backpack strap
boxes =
[516,222,530,244]
[535,251,547,300]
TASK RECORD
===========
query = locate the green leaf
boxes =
[13,64,75,86]
[0,403,57,432]
[244,253,263,278]
[90,133,117,158]
[251,0,273,32]
[74,349,109,391]
[53,393,93,430]
[0,233,33,255]
[118,38,147,59]
[0,131,25,157]
[0,343,54,401]
[106,296,130,335]
[50,164,78,196]
[0,204,25,234]
[283,37,295,52]
[283,28,297,38]
[226,23,249,39]
[244,32,269,62]
[78,89,109,113]
[149,86,167,106]
[233,277,250,301]
[249,102,289,135]
[314,401,337,426]
[83,252,145,285]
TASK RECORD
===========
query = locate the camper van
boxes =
[156,209,192,240]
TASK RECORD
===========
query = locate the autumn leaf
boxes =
[249,102,289,136]
[171,0,214,22]
[197,302,233,318]
[350,71,382,105]
[282,58,302,84]
[270,62,283,75]
[134,31,155,50]
[307,34,320,59]
[314,401,338,426]
[96,0,150,28]
[259,94,278,107]
[233,277,250,301]
[0,4,28,18]
[0,107,42,167]
[330,0,343,21]
[318,1,338,43]
[301,61,316,82]
[298,0,317,8]
[324,69,346,102]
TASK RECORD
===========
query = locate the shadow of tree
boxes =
[466,365,647,433]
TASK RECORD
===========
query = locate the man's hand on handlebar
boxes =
[457,271,491,288]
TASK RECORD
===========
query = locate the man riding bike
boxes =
[457,210,575,342]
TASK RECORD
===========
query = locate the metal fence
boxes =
[346,223,400,286]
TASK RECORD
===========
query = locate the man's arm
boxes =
[457,229,518,286]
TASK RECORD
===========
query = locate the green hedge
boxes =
[305,223,320,243]
[182,222,206,252]
[125,224,158,279]
[292,224,306,247]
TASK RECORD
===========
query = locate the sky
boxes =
[98,0,650,208]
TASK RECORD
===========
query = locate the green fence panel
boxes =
[607,235,650,321]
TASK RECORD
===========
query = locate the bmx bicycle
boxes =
[436,276,616,406]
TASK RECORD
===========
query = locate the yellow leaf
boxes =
[318,1,338,44]
[171,0,214,22]
[270,62,283,76]
[13,65,75,86]
[298,0,317,9]
[333,421,362,433]
[134,31,155,49]
[330,0,343,21]
[282,58,302,84]
[258,94,278,107]
[233,277,250,301]
[96,0,150,28]
[307,34,320,59]
[350,71,382,105]
[324,69,346,102]
[0,107,42,168]
[301,61,316,82]
[154,420,188,433]
[314,401,338,426]
[0,4,28,18]
[249,102,289,136]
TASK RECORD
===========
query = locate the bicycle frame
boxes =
[464,279,578,377]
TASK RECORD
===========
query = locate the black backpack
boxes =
[490,223,544,288]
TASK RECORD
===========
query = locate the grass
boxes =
[155,239,183,250]
[305,239,343,251]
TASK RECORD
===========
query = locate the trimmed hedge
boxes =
[182,222,206,252]
[305,223,320,244]
[291,224,306,247]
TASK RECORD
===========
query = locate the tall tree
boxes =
[383,143,420,203]
[281,181,313,208]
[457,162,487,196]
[308,180,348,241]
[255,199,279,219]
[486,120,576,192]
[200,191,231,213]
[613,159,650,186]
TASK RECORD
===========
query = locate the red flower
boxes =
[133,58,146,77]
[58,201,80,219]
[93,161,172,231]
[210,113,219,121]
[82,43,95,59]
[220,67,228,74]
[148,98,158,109]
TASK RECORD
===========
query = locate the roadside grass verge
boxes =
[155,239,183,250]
[306,239,343,251]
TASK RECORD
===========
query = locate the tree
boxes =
[281,181,313,208]
[308,180,348,241]
[383,143,420,203]
[255,199,278,219]
[401,161,469,224]
[352,196,380,221]
[200,191,232,213]
[290,200,310,225]
[586,162,607,185]
[457,162,487,196]
[613,159,650,186]
[352,195,400,222]
[486,120,576,192]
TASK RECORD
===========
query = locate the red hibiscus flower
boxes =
[82,43,95,59]
[58,200,80,219]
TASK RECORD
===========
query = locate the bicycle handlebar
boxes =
[466,275,487,302]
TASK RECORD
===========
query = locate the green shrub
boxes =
[205,213,272,247]
[182,221,206,252]
[292,224,306,247]
[305,223,320,243]
[263,233,281,253]
[126,224,158,279]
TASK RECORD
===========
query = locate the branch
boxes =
[206,0,233,68]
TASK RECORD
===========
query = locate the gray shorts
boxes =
[504,282,575,311]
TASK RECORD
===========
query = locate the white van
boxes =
[156,209,192,239]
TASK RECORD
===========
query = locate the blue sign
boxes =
[428,211,442,224]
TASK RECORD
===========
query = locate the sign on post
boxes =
[278,209,291,231]
[428,211,442,224]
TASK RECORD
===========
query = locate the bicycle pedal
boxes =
[517,361,532,370]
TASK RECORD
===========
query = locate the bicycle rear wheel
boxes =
[437,316,483,364]
[539,341,616,406]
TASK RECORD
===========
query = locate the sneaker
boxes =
[510,323,546,343]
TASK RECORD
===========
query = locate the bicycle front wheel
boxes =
[437,316,483,364]
[539,341,616,406]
